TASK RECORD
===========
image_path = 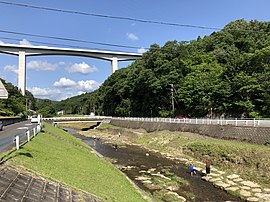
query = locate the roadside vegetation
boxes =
[0,79,35,117]
[95,123,270,188]
[0,122,148,202]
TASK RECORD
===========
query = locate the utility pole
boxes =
[25,98,28,114]
[28,100,31,110]
[170,84,175,116]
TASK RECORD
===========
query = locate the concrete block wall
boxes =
[0,118,26,126]
[110,119,270,145]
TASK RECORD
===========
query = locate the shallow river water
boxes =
[67,129,241,202]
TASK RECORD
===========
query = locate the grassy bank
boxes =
[0,123,147,202]
[57,122,97,130]
[96,123,270,188]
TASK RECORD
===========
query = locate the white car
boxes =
[31,115,38,123]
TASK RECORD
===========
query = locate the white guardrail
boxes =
[14,124,42,150]
[43,116,112,121]
[43,115,270,127]
[112,117,270,127]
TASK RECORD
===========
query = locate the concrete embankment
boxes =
[0,166,98,202]
[109,119,270,145]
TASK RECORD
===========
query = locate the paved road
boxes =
[0,124,102,201]
[0,120,38,154]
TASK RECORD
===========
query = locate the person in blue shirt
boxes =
[189,165,196,176]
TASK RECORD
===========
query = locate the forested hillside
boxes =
[0,79,36,117]
[55,19,270,118]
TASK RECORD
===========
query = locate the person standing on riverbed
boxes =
[206,160,211,175]
[189,165,196,176]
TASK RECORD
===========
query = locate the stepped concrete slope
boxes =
[0,166,101,202]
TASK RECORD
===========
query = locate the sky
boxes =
[0,0,269,101]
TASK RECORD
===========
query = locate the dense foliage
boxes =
[0,79,36,117]
[51,19,270,118]
[35,99,58,117]
[53,91,100,116]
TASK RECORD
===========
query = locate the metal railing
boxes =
[43,116,112,121]
[14,124,42,150]
[0,124,42,151]
[43,115,270,127]
[112,117,270,127]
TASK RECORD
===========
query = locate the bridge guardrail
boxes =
[112,117,270,127]
[43,116,112,121]
[43,116,270,127]
[0,124,42,152]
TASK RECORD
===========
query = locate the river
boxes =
[65,128,241,202]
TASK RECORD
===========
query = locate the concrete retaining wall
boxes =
[110,119,270,145]
[0,118,26,126]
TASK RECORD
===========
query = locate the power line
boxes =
[0,1,268,52]
[0,1,269,34]
[0,29,146,50]
[1,1,270,35]
[0,1,221,31]
[1,0,269,47]
[0,36,135,52]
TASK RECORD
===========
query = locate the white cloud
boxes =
[127,33,139,41]
[66,62,97,75]
[28,87,60,96]
[59,61,66,66]
[4,65,18,74]
[53,77,77,88]
[78,91,86,95]
[27,86,83,101]
[77,80,100,91]
[28,79,100,101]
[137,47,147,54]
[20,39,32,46]
[4,60,59,73]
[27,60,58,71]
[0,41,5,45]
[53,78,100,93]
[27,77,100,101]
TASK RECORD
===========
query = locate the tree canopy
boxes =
[45,19,270,118]
[0,79,36,117]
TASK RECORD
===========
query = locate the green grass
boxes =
[57,122,97,130]
[2,123,147,202]
[98,123,123,130]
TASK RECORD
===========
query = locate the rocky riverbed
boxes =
[75,128,270,202]
[72,131,240,202]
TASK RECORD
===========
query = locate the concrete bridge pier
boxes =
[17,54,120,95]
[18,51,26,96]
[0,44,142,96]
[111,57,118,73]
